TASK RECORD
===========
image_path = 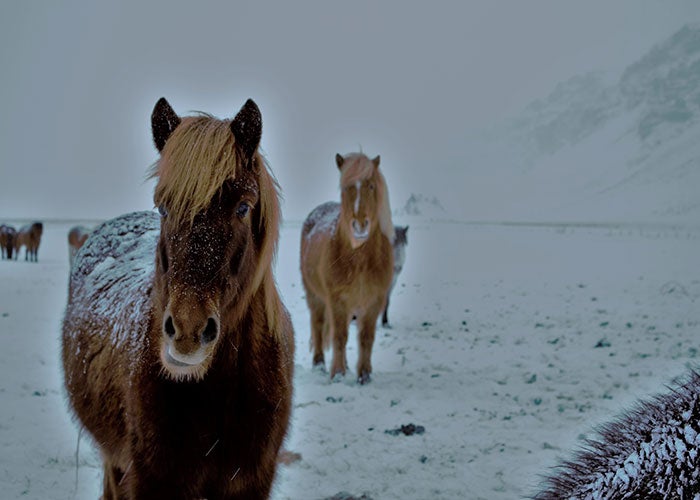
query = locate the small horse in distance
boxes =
[14,222,43,262]
[0,224,17,260]
[62,97,294,499]
[533,370,700,498]
[300,152,394,384]
[67,225,92,266]
[382,225,408,328]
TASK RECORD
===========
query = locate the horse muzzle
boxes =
[352,218,370,241]
[159,307,220,379]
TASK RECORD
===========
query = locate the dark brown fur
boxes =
[61,98,294,499]
[0,224,17,259]
[14,222,43,261]
[300,153,394,384]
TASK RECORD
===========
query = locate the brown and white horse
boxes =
[300,153,394,384]
[62,98,294,499]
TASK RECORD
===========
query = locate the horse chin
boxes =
[159,344,211,381]
[350,232,369,249]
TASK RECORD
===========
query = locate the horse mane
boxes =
[339,153,395,241]
[150,114,238,226]
[255,160,284,333]
[149,112,283,333]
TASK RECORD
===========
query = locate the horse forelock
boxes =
[150,114,239,226]
[339,154,394,242]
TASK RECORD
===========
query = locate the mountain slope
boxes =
[455,24,700,224]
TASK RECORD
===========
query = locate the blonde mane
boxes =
[339,153,394,242]
[150,114,238,225]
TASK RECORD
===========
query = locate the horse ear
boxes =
[231,99,262,162]
[151,97,181,152]
[372,155,381,168]
[335,154,344,170]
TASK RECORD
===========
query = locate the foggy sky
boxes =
[2,1,699,221]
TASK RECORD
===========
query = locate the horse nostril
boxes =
[201,317,218,344]
[164,316,176,338]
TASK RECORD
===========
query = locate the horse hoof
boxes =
[312,362,327,374]
[331,372,345,383]
[357,372,372,385]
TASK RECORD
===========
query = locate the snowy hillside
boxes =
[454,24,700,224]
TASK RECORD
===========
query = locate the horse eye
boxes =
[158,205,168,218]
[235,202,251,218]
[368,183,375,191]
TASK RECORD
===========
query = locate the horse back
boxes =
[62,211,159,461]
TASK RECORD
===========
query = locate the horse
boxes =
[382,225,408,328]
[14,222,43,262]
[61,97,294,499]
[533,370,700,499]
[300,152,394,384]
[67,225,92,266]
[0,224,17,259]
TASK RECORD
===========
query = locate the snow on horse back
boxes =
[534,370,700,499]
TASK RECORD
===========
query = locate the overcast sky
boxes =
[2,1,699,221]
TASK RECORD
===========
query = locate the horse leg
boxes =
[357,301,383,385]
[307,294,326,370]
[329,303,349,380]
[102,460,127,500]
[381,293,390,328]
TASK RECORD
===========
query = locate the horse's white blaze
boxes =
[354,181,361,215]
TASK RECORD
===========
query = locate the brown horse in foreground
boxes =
[14,222,43,261]
[62,98,294,499]
[0,224,17,259]
[67,225,91,266]
[300,153,394,384]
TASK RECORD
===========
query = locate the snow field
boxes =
[0,219,698,499]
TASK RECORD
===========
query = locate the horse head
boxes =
[336,153,392,249]
[149,98,279,380]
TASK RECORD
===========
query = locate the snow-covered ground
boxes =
[0,216,698,499]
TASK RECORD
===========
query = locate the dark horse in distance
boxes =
[14,222,43,262]
[0,224,17,260]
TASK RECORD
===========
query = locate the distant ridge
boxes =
[456,24,700,224]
